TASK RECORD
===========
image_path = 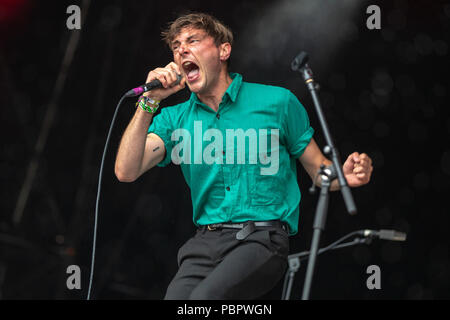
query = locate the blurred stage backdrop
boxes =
[0,0,449,299]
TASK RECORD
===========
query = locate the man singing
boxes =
[114,12,373,299]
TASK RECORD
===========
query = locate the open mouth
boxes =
[182,61,200,82]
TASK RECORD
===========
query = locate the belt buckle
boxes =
[207,225,217,231]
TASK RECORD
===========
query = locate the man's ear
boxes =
[219,42,231,62]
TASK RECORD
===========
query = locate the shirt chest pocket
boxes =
[249,166,283,206]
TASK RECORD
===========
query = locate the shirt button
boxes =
[226,186,230,191]
[216,113,220,119]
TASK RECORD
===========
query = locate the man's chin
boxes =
[186,81,203,94]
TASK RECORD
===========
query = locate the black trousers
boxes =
[164,225,289,300]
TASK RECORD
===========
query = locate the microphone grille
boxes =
[291,51,309,71]
[379,230,407,241]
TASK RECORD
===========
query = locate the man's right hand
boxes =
[143,62,186,102]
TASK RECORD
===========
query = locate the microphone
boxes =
[291,51,309,71]
[124,74,182,98]
[360,229,407,241]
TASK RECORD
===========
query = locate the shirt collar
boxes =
[189,72,243,106]
[224,72,242,103]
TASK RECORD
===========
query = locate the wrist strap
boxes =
[136,95,160,114]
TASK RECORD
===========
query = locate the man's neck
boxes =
[197,70,232,112]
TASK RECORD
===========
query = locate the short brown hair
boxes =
[161,12,233,48]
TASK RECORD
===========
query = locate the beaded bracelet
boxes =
[136,95,160,114]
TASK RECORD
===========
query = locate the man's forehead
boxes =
[172,27,208,42]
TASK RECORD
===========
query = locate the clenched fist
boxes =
[342,152,373,187]
[143,62,186,102]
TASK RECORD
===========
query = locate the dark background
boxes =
[0,0,449,300]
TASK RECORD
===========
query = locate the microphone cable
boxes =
[86,76,180,299]
[281,230,364,298]
[87,94,127,300]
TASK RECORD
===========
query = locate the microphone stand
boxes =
[281,233,372,300]
[291,52,358,300]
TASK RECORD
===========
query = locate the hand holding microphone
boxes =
[125,62,185,101]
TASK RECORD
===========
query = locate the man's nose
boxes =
[177,42,189,55]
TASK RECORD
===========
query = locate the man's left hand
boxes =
[342,152,373,187]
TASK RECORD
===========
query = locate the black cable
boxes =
[282,230,366,299]
[87,94,127,300]
[297,230,362,262]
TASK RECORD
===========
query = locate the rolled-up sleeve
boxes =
[147,108,174,167]
[283,90,314,158]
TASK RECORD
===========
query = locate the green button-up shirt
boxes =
[148,73,314,235]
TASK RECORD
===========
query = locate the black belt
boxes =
[199,220,289,240]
